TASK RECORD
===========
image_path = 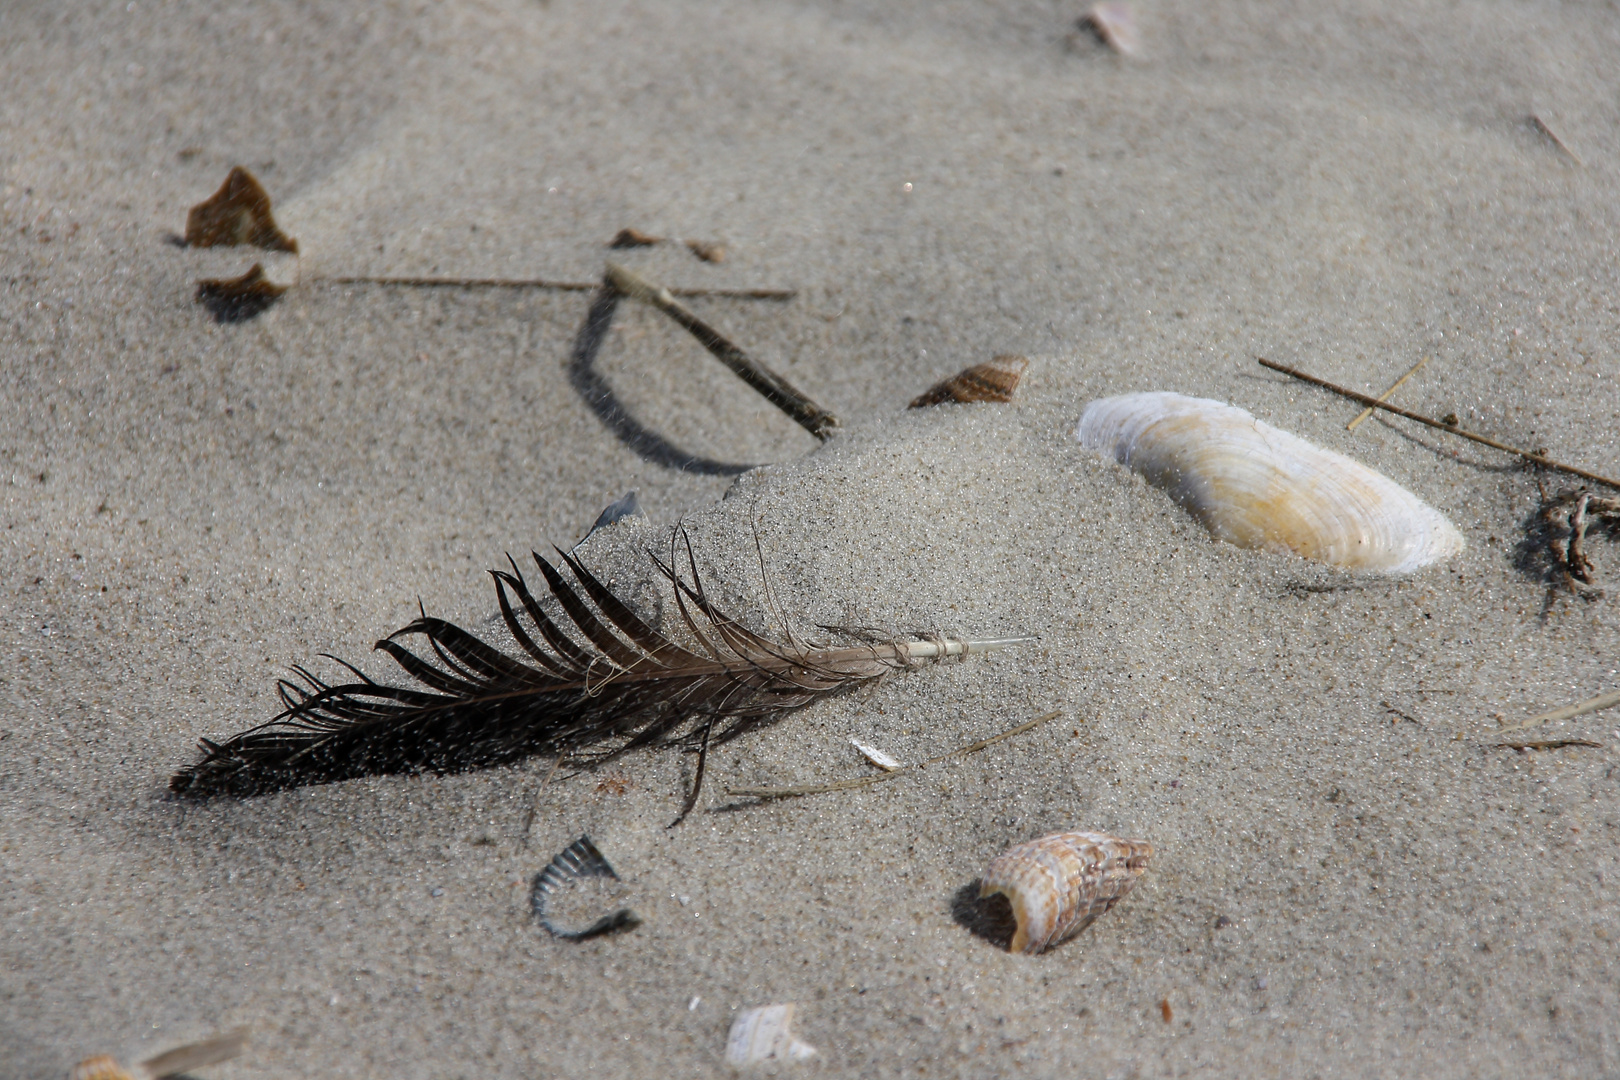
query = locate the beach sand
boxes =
[4,0,1620,1075]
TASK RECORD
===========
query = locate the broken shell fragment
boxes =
[725,1004,817,1067]
[685,239,727,263]
[978,830,1152,955]
[849,737,901,771]
[1080,2,1140,56]
[69,1030,248,1080]
[530,835,642,941]
[910,354,1028,408]
[1076,392,1464,573]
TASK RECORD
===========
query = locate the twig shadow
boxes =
[950,880,1016,951]
[565,286,752,476]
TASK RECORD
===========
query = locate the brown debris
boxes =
[1079,2,1140,56]
[194,263,287,322]
[1159,998,1173,1024]
[909,354,1029,408]
[609,227,664,248]
[684,239,727,263]
[185,166,298,252]
[1495,738,1603,751]
[1541,489,1620,587]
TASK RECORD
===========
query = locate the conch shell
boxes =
[1076,392,1464,573]
[979,830,1152,955]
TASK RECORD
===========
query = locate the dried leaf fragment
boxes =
[685,239,726,263]
[185,166,297,252]
[910,354,1029,408]
[609,227,664,248]
[194,263,287,323]
[1080,2,1140,56]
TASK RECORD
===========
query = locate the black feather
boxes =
[169,533,918,802]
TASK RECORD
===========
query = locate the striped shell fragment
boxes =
[978,830,1153,955]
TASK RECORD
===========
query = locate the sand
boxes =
[4,0,1620,1076]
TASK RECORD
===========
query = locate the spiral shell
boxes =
[979,830,1152,955]
[1076,392,1464,573]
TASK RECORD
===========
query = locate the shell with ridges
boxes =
[979,830,1153,955]
[725,1003,817,1066]
[1076,392,1464,573]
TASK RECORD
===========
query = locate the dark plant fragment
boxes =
[1541,488,1620,588]
[609,227,663,248]
[185,166,298,252]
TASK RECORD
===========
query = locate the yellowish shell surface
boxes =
[979,830,1153,955]
[1076,392,1464,574]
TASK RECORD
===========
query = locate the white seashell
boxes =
[725,1004,817,1067]
[849,737,902,771]
[979,830,1152,955]
[1076,392,1464,573]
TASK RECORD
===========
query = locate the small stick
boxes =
[1258,358,1620,491]
[1495,738,1603,751]
[1498,688,1620,734]
[605,261,840,440]
[1347,355,1429,432]
[725,710,1062,800]
[1529,114,1585,167]
[319,275,797,301]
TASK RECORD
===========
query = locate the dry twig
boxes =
[1258,358,1620,491]
[1499,688,1620,734]
[1529,114,1585,167]
[605,261,839,440]
[1347,356,1429,432]
[321,275,795,301]
[1495,738,1603,751]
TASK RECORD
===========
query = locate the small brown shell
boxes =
[909,354,1029,408]
[978,830,1152,954]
